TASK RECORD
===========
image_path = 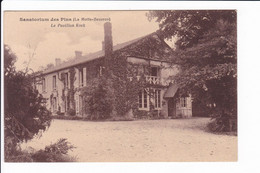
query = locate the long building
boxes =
[34,22,192,119]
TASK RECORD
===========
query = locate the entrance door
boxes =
[168,97,176,117]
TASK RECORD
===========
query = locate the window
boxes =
[138,91,142,108]
[76,95,79,113]
[64,96,69,112]
[42,98,47,106]
[138,89,149,110]
[143,90,148,108]
[151,66,159,77]
[137,65,144,75]
[180,97,187,108]
[53,75,56,90]
[79,95,83,114]
[99,66,105,77]
[154,89,161,109]
[53,97,57,112]
[79,69,83,87]
[86,68,90,82]
[42,78,46,92]
[64,73,69,88]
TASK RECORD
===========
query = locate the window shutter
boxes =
[76,95,79,113]
[75,68,79,88]
[187,97,192,108]
[83,67,86,86]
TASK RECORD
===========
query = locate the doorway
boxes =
[168,97,176,117]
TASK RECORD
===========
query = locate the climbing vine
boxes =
[59,73,66,102]
[73,33,171,119]
[68,67,76,115]
[110,43,168,119]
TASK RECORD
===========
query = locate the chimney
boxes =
[104,22,113,58]
[55,58,61,66]
[75,51,82,58]
[102,41,105,51]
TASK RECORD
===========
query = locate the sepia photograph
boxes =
[3,10,237,162]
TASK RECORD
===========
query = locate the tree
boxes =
[4,45,52,158]
[147,10,236,49]
[148,10,237,132]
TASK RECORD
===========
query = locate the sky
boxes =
[4,11,167,71]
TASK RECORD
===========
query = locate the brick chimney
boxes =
[75,51,82,58]
[55,58,61,66]
[104,22,113,58]
[102,41,105,51]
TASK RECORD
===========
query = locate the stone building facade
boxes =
[34,22,192,118]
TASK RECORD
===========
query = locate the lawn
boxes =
[21,117,237,162]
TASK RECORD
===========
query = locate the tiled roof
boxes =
[42,32,156,74]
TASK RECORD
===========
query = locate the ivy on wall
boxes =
[68,67,76,114]
[80,76,115,120]
[109,34,171,118]
[50,93,53,110]
[70,33,172,119]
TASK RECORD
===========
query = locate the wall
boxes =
[37,71,63,114]
[176,96,192,118]
[35,33,192,118]
[109,34,178,118]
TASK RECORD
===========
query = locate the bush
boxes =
[67,109,76,116]
[53,115,82,120]
[5,138,76,162]
[82,77,115,120]
[207,113,237,133]
[32,138,75,162]
[56,107,64,116]
[5,150,34,162]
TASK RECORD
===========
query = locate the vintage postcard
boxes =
[3,10,238,163]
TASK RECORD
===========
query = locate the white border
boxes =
[2,1,260,173]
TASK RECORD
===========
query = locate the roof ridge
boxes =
[41,32,157,74]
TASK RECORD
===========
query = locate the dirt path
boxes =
[21,118,237,162]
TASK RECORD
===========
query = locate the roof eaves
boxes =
[40,32,157,75]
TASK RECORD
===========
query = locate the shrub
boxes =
[5,150,34,162]
[81,76,115,120]
[32,138,76,162]
[5,138,76,162]
[52,115,82,120]
[207,112,237,133]
[56,106,64,116]
[67,109,76,116]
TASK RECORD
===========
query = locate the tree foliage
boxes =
[4,45,52,158]
[147,10,236,49]
[148,10,237,132]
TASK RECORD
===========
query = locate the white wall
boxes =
[36,69,70,114]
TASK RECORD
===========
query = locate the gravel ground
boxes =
[21,117,237,162]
